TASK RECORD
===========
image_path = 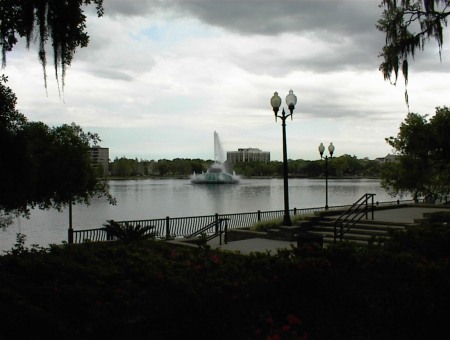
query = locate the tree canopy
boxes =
[0,75,113,228]
[377,0,449,105]
[0,0,104,92]
[381,106,450,201]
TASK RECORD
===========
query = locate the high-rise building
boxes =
[227,148,270,164]
[89,146,109,176]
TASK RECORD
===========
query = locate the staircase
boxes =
[183,218,229,245]
[264,194,409,246]
[308,217,406,245]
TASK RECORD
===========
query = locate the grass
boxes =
[250,214,311,232]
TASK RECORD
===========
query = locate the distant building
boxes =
[375,154,398,163]
[89,146,109,176]
[227,148,270,164]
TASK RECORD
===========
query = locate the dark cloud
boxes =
[105,0,381,36]
[103,1,385,73]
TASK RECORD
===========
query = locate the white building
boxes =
[227,148,270,164]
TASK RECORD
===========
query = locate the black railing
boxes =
[187,218,229,245]
[71,227,110,244]
[69,199,417,244]
[69,206,334,243]
[333,193,376,243]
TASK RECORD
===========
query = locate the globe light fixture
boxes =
[318,142,335,210]
[271,90,297,226]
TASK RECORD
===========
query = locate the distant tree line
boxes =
[109,158,212,177]
[108,155,383,178]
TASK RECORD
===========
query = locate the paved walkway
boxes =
[371,206,449,224]
[206,205,450,255]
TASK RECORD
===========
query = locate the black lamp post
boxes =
[271,90,297,226]
[318,142,335,210]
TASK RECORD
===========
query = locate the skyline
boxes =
[2,0,449,161]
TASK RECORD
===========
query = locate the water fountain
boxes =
[191,131,239,184]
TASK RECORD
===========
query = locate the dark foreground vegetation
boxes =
[1,214,449,340]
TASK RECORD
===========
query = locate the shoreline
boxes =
[107,175,381,181]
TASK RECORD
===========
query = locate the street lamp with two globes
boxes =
[270,90,297,226]
[318,142,335,210]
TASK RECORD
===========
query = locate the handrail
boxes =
[68,198,418,244]
[334,193,376,243]
[187,218,229,245]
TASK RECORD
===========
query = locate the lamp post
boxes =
[271,90,297,226]
[318,142,335,210]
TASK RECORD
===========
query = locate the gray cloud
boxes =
[104,0,380,36]
[103,0,385,74]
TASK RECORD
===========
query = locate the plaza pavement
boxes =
[208,206,450,255]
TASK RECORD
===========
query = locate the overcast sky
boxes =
[3,0,449,161]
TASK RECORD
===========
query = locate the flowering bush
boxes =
[255,313,308,340]
[1,225,449,339]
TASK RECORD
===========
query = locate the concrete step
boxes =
[308,220,404,245]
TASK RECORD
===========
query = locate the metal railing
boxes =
[186,218,229,245]
[71,227,110,244]
[69,206,333,243]
[69,199,416,244]
[333,193,376,243]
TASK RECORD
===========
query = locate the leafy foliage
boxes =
[250,215,309,232]
[0,75,114,227]
[377,0,449,105]
[0,0,104,92]
[103,220,155,242]
[0,226,449,339]
[381,107,450,201]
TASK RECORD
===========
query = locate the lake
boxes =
[1,178,403,251]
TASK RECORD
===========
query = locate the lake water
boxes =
[1,178,403,252]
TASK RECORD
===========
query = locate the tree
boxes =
[377,0,450,104]
[0,75,113,228]
[0,0,104,92]
[381,107,450,201]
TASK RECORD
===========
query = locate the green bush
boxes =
[1,226,449,339]
[250,217,283,231]
[250,214,310,231]
[385,223,450,260]
[103,220,155,242]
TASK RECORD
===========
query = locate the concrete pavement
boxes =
[370,206,449,224]
[210,238,295,255]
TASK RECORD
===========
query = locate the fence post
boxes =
[257,210,261,222]
[215,213,219,233]
[371,195,375,220]
[293,207,297,216]
[219,219,222,245]
[165,217,170,239]
[224,220,228,244]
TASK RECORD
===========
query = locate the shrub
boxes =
[103,220,155,242]
[250,214,310,232]
[250,217,283,232]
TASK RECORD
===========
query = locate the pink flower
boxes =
[287,314,302,325]
[281,324,291,332]
[210,254,221,264]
